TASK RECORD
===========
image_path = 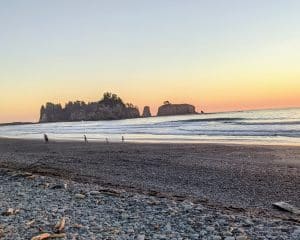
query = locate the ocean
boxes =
[0,108,300,145]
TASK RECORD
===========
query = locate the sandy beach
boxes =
[0,138,299,210]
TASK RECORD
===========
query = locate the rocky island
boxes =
[39,93,198,123]
[157,102,197,116]
[142,106,151,118]
[39,92,140,122]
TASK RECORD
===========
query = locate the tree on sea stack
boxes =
[100,92,125,107]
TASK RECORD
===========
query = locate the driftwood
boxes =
[26,219,36,226]
[54,217,66,233]
[2,208,19,216]
[272,201,300,215]
[49,233,66,238]
[31,233,66,240]
[31,233,51,240]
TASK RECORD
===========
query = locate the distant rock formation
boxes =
[39,92,140,123]
[157,102,197,116]
[142,106,151,118]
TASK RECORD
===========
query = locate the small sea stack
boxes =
[142,106,151,118]
[157,102,197,116]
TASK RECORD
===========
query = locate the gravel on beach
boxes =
[0,169,299,240]
[0,138,299,210]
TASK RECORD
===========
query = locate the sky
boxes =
[0,0,300,123]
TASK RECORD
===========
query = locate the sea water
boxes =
[0,108,300,145]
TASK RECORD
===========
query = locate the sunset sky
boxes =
[1,0,300,123]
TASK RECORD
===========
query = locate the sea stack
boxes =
[39,92,140,122]
[142,106,151,117]
[157,102,197,116]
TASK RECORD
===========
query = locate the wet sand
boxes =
[0,138,299,211]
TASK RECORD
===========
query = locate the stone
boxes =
[51,183,67,189]
[206,226,215,232]
[89,191,101,195]
[292,228,300,239]
[137,234,145,240]
[165,222,172,231]
[75,193,86,199]
[2,208,14,216]
[224,237,235,240]
[211,236,222,240]
[190,233,200,239]
[236,236,248,240]
[142,106,151,117]
[2,208,19,216]
[157,103,196,116]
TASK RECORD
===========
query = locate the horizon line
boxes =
[1,105,299,125]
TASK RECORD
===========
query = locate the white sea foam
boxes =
[1,108,300,145]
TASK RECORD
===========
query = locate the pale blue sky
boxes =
[1,0,300,122]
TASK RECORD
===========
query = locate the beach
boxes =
[0,138,299,209]
[0,138,300,239]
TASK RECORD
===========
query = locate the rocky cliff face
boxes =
[39,93,140,123]
[142,106,151,117]
[157,103,196,116]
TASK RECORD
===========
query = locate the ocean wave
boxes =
[227,121,300,125]
[168,117,246,123]
[1,108,300,144]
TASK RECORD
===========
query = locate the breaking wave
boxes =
[0,108,300,145]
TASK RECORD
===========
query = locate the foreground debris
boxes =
[31,233,66,240]
[273,202,300,215]
[0,169,299,240]
[54,217,66,233]
[31,233,51,240]
[1,208,19,216]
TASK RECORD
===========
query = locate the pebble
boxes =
[206,226,215,232]
[0,169,298,240]
[236,236,248,240]
[75,193,86,199]
[89,191,101,195]
[224,237,235,240]
[137,234,145,240]
[165,222,172,231]
[211,235,222,240]
[292,228,300,240]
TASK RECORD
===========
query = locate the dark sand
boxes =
[0,138,299,211]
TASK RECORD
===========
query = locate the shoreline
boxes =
[1,136,300,147]
[1,106,299,126]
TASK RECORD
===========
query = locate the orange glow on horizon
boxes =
[1,89,299,123]
[1,56,300,123]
